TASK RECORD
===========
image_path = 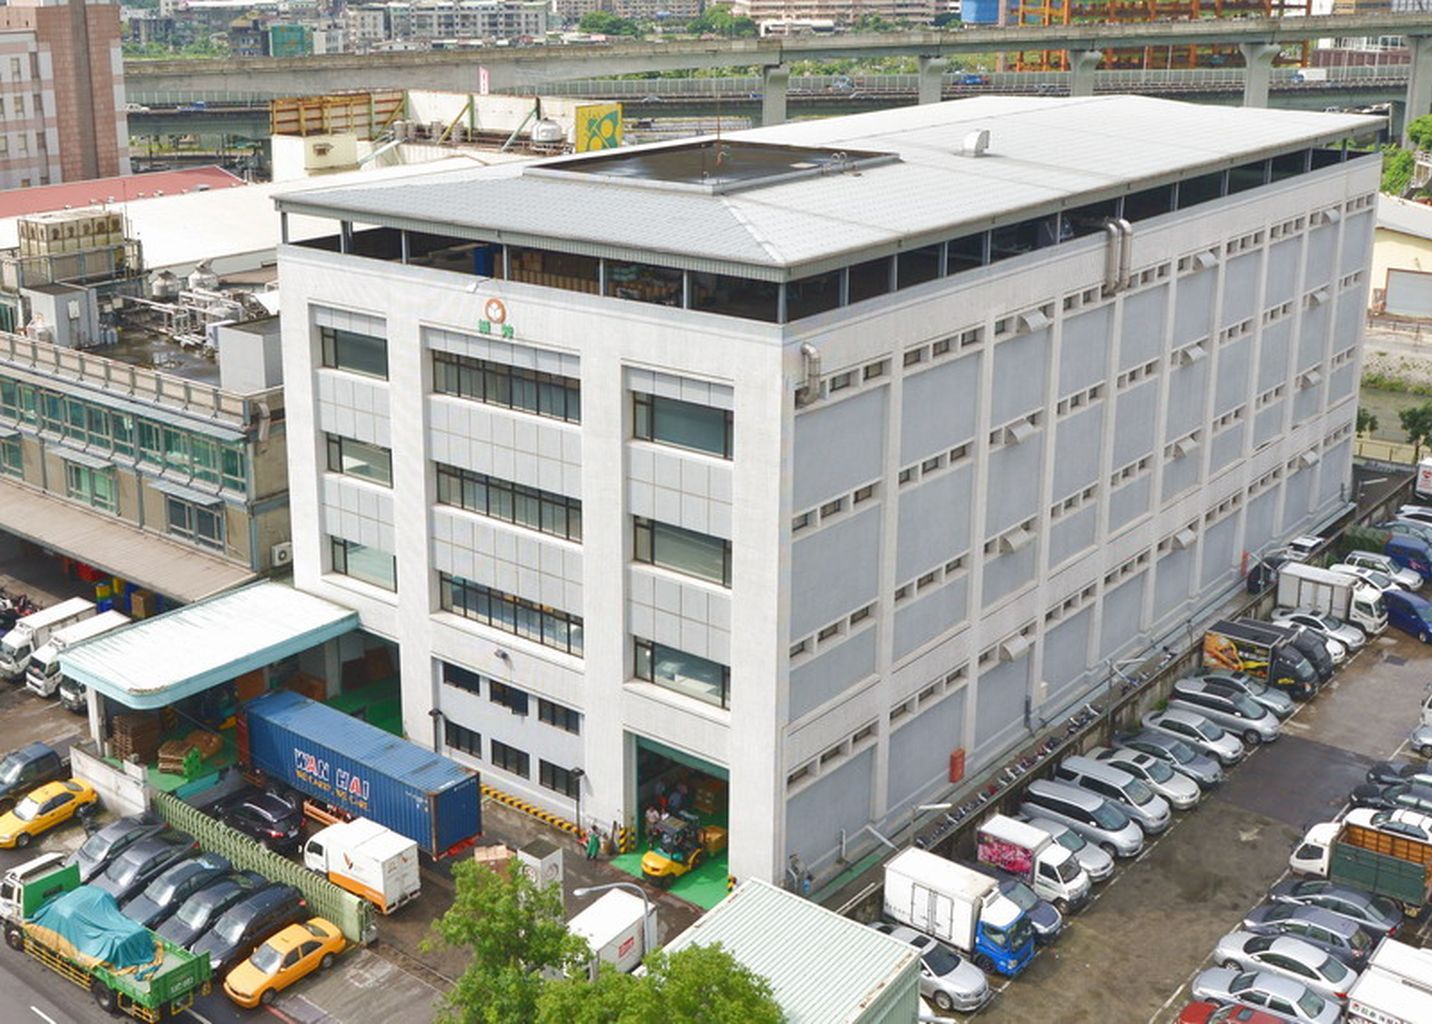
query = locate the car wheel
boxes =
[260,988,275,1006]
[4,926,22,951]
[91,978,119,1015]
[1421,630,1430,644]
[14,832,30,849]
[932,990,955,1012]
[1222,959,1241,971]
[321,953,335,971]
[1053,898,1070,915]
[1242,729,1262,747]
[1100,842,1117,858]
[1421,745,1432,759]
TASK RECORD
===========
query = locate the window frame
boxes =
[439,573,584,656]
[435,463,581,541]
[632,636,731,710]
[432,350,580,423]
[444,720,481,758]
[631,391,733,459]
[490,738,530,778]
[329,536,397,591]
[165,496,226,551]
[319,326,389,379]
[326,433,393,487]
[537,698,581,734]
[539,759,580,799]
[632,516,731,587]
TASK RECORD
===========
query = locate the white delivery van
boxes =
[1347,938,1432,1024]
[25,610,129,697]
[1276,562,1386,636]
[303,817,420,913]
[0,598,94,681]
[976,813,1091,913]
[568,889,656,978]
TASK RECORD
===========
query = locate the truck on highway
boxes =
[0,598,94,681]
[1289,808,1432,917]
[1346,937,1432,1024]
[882,848,1035,978]
[302,817,420,913]
[0,859,211,1020]
[976,814,1090,914]
[1276,561,1386,636]
[25,611,129,697]
[1203,619,1321,701]
[567,889,656,978]
[238,688,481,858]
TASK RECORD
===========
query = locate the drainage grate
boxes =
[1386,655,1408,666]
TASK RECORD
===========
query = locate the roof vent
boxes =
[961,129,990,158]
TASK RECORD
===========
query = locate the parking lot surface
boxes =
[965,630,1428,1024]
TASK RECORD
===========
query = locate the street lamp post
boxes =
[572,882,657,962]
[571,767,586,841]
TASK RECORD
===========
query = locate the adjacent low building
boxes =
[1370,194,1432,317]
[272,96,1379,887]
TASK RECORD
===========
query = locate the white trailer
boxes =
[25,611,129,697]
[0,598,94,680]
[1275,562,1386,636]
[1347,938,1432,1024]
[302,818,420,913]
[567,889,656,977]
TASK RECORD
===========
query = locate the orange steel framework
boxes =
[1008,0,1311,72]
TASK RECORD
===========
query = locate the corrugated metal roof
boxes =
[1377,194,1432,241]
[277,95,1382,276]
[662,879,919,1024]
[60,581,357,709]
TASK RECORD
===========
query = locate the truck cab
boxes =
[0,852,69,926]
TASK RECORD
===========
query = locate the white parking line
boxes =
[30,1008,56,1024]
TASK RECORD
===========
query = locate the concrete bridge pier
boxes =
[1239,42,1281,108]
[1068,49,1102,98]
[1405,36,1432,145]
[762,64,789,126]
[918,56,948,105]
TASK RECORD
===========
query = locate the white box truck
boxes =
[0,598,94,681]
[976,814,1091,913]
[883,848,1035,978]
[1275,562,1386,636]
[302,817,420,914]
[1347,937,1432,1024]
[25,610,129,697]
[567,889,656,978]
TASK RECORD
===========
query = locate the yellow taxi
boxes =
[0,779,97,849]
[222,916,346,1008]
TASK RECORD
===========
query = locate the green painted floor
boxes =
[610,849,730,910]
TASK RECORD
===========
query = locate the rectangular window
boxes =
[785,270,842,320]
[435,463,581,541]
[897,244,942,289]
[165,497,225,551]
[688,271,779,323]
[633,637,730,709]
[432,350,580,423]
[488,679,529,715]
[633,516,730,586]
[490,739,530,778]
[441,662,483,695]
[439,573,584,655]
[632,392,732,459]
[538,698,581,734]
[539,760,580,798]
[444,720,481,758]
[330,537,397,591]
[326,434,393,486]
[320,326,388,379]
[0,437,20,477]
[64,463,115,513]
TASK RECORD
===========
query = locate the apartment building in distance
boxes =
[0,0,129,189]
[342,0,547,46]
[273,97,1379,887]
[731,0,934,25]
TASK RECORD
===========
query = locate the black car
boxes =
[1365,761,1432,788]
[92,833,198,903]
[1350,781,1432,814]
[121,852,231,928]
[218,791,303,852]
[0,744,68,812]
[156,871,266,949]
[66,814,168,883]
[191,883,307,976]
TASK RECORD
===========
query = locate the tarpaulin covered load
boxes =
[26,885,160,973]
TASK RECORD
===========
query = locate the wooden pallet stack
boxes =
[111,712,161,763]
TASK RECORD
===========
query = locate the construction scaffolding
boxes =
[1007,0,1311,72]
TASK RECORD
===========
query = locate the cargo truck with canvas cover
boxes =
[0,861,211,1021]
[1290,809,1432,917]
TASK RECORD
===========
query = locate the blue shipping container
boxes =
[240,689,481,857]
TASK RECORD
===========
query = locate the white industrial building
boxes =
[272,96,1380,887]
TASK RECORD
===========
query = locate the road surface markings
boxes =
[30,1008,56,1024]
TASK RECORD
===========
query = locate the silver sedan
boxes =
[1212,930,1358,1003]
[1190,968,1341,1023]
[868,922,990,1013]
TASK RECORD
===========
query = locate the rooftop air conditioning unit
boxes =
[271,542,293,567]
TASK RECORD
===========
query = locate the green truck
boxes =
[1291,810,1432,918]
[0,854,211,1021]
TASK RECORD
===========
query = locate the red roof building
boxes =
[0,166,245,220]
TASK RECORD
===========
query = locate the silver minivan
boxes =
[1169,678,1281,747]
[1018,779,1145,859]
[1054,755,1172,835]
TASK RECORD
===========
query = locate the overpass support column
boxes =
[1239,42,1280,109]
[918,56,948,105]
[761,64,789,127]
[1068,49,1101,98]
[1404,36,1432,145]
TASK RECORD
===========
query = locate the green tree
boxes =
[535,945,785,1024]
[1408,114,1432,152]
[1401,401,1432,460]
[579,11,643,35]
[852,13,896,31]
[687,5,757,36]
[1382,145,1414,195]
[426,860,590,1024]
[1357,406,1380,436]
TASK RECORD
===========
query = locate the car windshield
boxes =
[1232,695,1265,719]
[1196,720,1226,741]
[1297,990,1326,1017]
[1164,739,1196,764]
[1348,928,1370,952]
[109,857,144,885]
[75,831,110,864]
[11,796,40,822]
[1230,971,1258,992]
[0,639,24,659]
[1319,613,1344,629]
[983,920,1011,949]
[1318,955,1348,983]
[922,943,961,976]
[174,894,215,928]
[144,874,179,904]
[250,942,284,975]
[1141,758,1175,783]
[0,754,23,785]
[1051,829,1086,852]
[1290,658,1316,683]
[1002,882,1037,912]
[1090,802,1127,829]
[1053,858,1081,883]
[1370,895,1399,920]
[215,910,248,942]
[1124,778,1155,805]
[1368,571,1393,588]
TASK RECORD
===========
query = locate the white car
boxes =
[1089,745,1201,811]
[1340,550,1423,592]
[1270,607,1366,652]
[1140,709,1246,767]
[1346,806,1432,843]
[1328,563,1406,597]
[1397,505,1432,528]
[1211,930,1359,1003]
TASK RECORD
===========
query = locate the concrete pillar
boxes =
[1239,42,1281,109]
[1404,36,1432,145]
[1068,49,1102,98]
[1390,99,1407,147]
[761,64,789,127]
[918,56,948,105]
